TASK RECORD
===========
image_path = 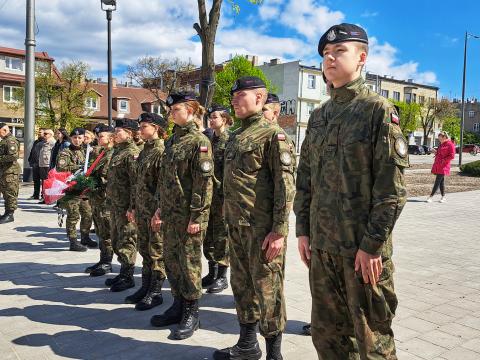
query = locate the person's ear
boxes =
[359,51,367,67]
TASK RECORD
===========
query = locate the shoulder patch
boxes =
[391,113,400,125]
[200,146,208,153]
[58,159,66,166]
[277,133,286,141]
[394,137,408,158]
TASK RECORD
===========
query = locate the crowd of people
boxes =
[0,23,414,359]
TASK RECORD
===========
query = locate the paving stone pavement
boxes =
[0,187,479,359]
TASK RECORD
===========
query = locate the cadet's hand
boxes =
[151,209,162,232]
[297,236,311,268]
[187,221,200,234]
[355,249,383,285]
[262,232,284,262]
[126,210,135,223]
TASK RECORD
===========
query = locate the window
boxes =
[307,74,316,89]
[306,102,315,115]
[419,95,425,104]
[429,97,435,103]
[393,91,400,101]
[3,85,22,103]
[119,100,129,112]
[85,97,98,110]
[474,123,480,132]
[381,89,389,98]
[412,94,417,103]
[5,57,23,71]
[469,111,475,118]
[405,93,412,103]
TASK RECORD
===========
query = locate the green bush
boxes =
[460,160,480,177]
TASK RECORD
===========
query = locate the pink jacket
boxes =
[431,140,455,175]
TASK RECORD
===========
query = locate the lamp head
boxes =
[101,0,117,11]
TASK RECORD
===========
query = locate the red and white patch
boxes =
[391,113,400,125]
[277,133,286,141]
[200,146,208,152]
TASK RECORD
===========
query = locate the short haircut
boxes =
[355,42,369,55]
[263,102,281,113]
[256,88,268,105]
[84,130,94,138]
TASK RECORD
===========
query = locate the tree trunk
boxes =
[199,38,215,108]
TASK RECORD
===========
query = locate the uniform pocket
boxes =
[238,143,262,173]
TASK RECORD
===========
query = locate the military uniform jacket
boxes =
[88,146,114,204]
[211,130,229,205]
[157,121,213,228]
[293,77,408,259]
[56,145,86,173]
[0,134,20,175]
[134,138,164,216]
[223,112,296,237]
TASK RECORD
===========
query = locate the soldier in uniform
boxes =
[0,123,20,224]
[84,125,115,277]
[201,104,233,294]
[104,119,140,292]
[150,91,213,340]
[213,77,296,360]
[294,24,408,360]
[56,128,97,251]
[262,93,281,125]
[125,112,168,311]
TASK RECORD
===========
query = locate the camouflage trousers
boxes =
[228,224,286,338]
[109,207,137,267]
[0,172,19,212]
[136,210,166,279]
[163,220,204,301]
[91,199,113,261]
[62,197,92,239]
[203,201,229,266]
[310,249,398,360]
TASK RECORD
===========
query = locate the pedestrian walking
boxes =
[28,128,45,200]
[427,131,455,203]
[38,129,56,204]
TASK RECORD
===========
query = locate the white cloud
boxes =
[361,11,379,18]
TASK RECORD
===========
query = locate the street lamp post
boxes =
[459,31,480,166]
[101,0,117,128]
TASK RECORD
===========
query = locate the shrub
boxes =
[460,160,480,177]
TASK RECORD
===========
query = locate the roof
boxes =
[88,82,166,120]
[0,72,26,83]
[366,72,439,91]
[0,46,54,61]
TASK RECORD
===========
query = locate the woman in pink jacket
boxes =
[427,131,456,203]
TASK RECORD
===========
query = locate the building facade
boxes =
[456,99,480,135]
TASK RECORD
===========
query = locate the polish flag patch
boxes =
[200,146,208,152]
[277,133,286,141]
[391,113,400,125]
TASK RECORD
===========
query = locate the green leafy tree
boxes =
[441,116,461,142]
[392,100,421,136]
[463,131,480,144]
[419,99,457,145]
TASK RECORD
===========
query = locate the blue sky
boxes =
[0,0,477,99]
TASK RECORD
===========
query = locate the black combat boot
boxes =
[105,273,121,287]
[80,233,98,248]
[265,333,283,360]
[208,265,229,293]
[69,237,87,252]
[110,265,135,292]
[202,261,218,288]
[87,254,113,277]
[125,269,151,304]
[213,322,262,360]
[150,297,183,327]
[173,299,200,340]
[0,211,14,224]
[135,271,164,311]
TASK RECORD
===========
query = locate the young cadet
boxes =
[150,91,213,340]
[125,112,168,311]
[0,123,20,224]
[213,77,296,360]
[294,23,408,359]
[262,93,281,125]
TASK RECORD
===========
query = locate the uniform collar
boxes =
[330,76,365,104]
[116,139,133,150]
[69,144,83,151]
[240,111,263,129]
[145,138,162,148]
[174,120,197,137]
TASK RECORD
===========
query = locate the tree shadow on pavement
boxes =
[13,329,218,360]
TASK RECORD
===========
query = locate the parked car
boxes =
[421,145,433,155]
[455,144,479,155]
[408,145,426,155]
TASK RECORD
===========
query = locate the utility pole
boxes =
[23,0,36,182]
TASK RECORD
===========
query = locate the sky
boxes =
[0,0,478,99]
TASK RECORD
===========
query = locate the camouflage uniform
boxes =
[294,77,408,359]
[88,146,114,262]
[223,112,296,338]
[134,138,166,278]
[204,130,229,266]
[0,133,20,213]
[56,145,93,240]
[157,121,213,301]
[106,140,139,267]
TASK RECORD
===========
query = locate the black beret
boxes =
[96,124,114,134]
[0,122,7,129]
[70,128,85,136]
[138,112,167,128]
[115,119,139,131]
[265,93,280,104]
[230,76,266,95]
[318,23,368,57]
[166,91,197,107]
[207,104,229,115]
